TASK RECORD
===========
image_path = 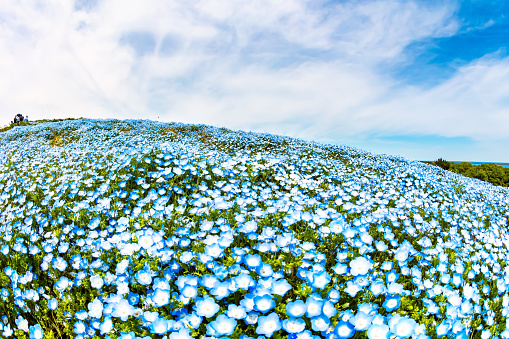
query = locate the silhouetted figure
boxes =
[12,114,25,124]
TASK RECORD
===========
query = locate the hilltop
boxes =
[0,119,508,339]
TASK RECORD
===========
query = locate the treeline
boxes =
[432,158,509,187]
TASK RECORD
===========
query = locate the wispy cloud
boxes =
[0,0,507,161]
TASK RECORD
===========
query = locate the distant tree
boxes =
[434,158,450,170]
[450,162,474,176]
[477,163,506,187]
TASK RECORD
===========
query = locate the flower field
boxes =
[1,119,509,339]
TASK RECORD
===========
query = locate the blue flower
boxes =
[169,328,193,339]
[305,296,324,318]
[349,256,373,276]
[334,321,355,339]
[225,306,247,322]
[254,295,276,313]
[386,270,399,284]
[286,300,307,318]
[322,300,337,318]
[112,299,135,321]
[152,288,170,307]
[48,298,58,310]
[345,281,361,297]
[311,271,331,289]
[393,317,417,338]
[382,295,401,312]
[282,317,306,333]
[29,324,44,339]
[369,280,386,296]
[88,298,103,318]
[256,312,281,337]
[234,273,255,290]
[135,270,152,285]
[149,318,170,335]
[54,276,70,292]
[257,263,274,277]
[367,324,390,339]
[311,315,330,332]
[271,279,292,296]
[210,282,230,300]
[351,311,373,331]
[244,254,262,268]
[209,314,237,336]
[193,295,220,318]
[74,321,86,335]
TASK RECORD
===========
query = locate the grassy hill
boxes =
[0,119,508,339]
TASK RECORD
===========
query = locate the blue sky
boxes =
[0,0,508,162]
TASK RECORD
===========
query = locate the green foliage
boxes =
[1,118,84,133]
[432,158,509,187]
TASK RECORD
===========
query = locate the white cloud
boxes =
[1,0,507,161]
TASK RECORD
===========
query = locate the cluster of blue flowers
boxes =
[0,119,508,339]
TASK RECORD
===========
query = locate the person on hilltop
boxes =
[12,114,25,124]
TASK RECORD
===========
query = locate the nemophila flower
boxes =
[244,254,262,268]
[142,311,159,323]
[436,320,451,337]
[152,288,170,307]
[345,280,361,297]
[150,317,170,335]
[311,270,331,289]
[254,295,276,313]
[55,276,70,292]
[306,297,324,318]
[334,321,355,339]
[394,248,409,262]
[74,321,86,335]
[88,298,104,318]
[383,295,401,312]
[16,316,29,332]
[128,292,140,305]
[285,300,306,317]
[380,261,393,271]
[2,324,13,337]
[369,280,386,296]
[257,263,274,277]
[349,256,373,276]
[235,273,255,290]
[75,310,88,320]
[209,314,237,336]
[393,317,417,338]
[327,288,341,303]
[227,304,247,319]
[182,285,199,299]
[283,317,307,333]
[367,324,390,339]
[351,311,373,331]
[200,275,219,290]
[256,312,281,337]
[323,300,337,318]
[311,315,330,332]
[387,282,404,295]
[29,324,44,339]
[194,295,219,318]
[211,281,230,300]
[386,270,399,283]
[48,298,58,310]
[112,299,135,321]
[119,332,136,339]
[272,279,292,296]
[135,270,153,285]
[169,328,193,339]
[354,274,370,287]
